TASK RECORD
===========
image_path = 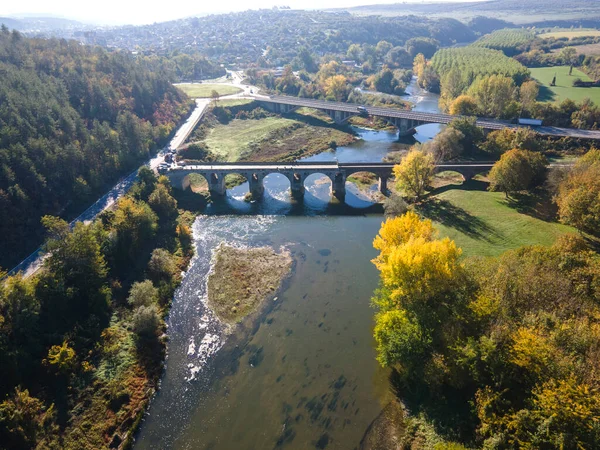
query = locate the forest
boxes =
[0,167,193,448]
[0,28,192,268]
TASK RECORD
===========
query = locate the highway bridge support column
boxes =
[397,118,417,138]
[378,176,388,195]
[208,173,226,197]
[290,173,305,199]
[332,172,346,201]
[249,173,264,198]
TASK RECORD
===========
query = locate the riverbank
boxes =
[207,245,292,325]
[185,103,357,163]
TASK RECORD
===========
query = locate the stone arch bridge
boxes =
[165,162,492,200]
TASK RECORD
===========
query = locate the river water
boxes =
[134,80,441,450]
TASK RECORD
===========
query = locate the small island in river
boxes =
[207,245,293,324]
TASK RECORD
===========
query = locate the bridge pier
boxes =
[208,173,226,196]
[290,173,305,199]
[248,173,264,198]
[378,176,388,195]
[325,109,354,125]
[332,172,346,201]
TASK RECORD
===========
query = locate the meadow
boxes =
[422,181,575,257]
[529,65,600,103]
[175,83,242,98]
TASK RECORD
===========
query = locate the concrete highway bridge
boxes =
[254,95,600,140]
[165,161,492,201]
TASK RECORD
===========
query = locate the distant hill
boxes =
[337,0,600,25]
[0,16,85,32]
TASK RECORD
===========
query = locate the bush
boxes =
[127,280,159,308]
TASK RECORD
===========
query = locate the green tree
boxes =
[424,127,465,161]
[468,75,517,118]
[393,149,435,201]
[488,149,548,197]
[449,95,479,116]
[128,280,159,308]
[448,117,485,154]
[556,150,600,234]
[148,183,178,224]
[147,248,177,282]
[211,89,220,105]
[0,388,56,449]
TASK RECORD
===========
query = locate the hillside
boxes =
[50,10,475,66]
[0,29,191,268]
[340,0,600,24]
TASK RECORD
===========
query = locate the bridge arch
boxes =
[303,172,334,201]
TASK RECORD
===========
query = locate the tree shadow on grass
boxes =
[286,110,358,134]
[538,85,557,102]
[419,198,500,242]
[503,190,559,222]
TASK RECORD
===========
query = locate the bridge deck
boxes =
[168,162,495,172]
[254,95,600,140]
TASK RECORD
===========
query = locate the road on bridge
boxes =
[253,94,600,140]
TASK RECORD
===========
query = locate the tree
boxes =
[375,40,393,59]
[424,127,465,161]
[488,149,548,197]
[449,95,479,116]
[468,75,517,118]
[148,183,178,223]
[556,150,600,234]
[324,75,348,101]
[148,248,177,282]
[128,280,159,308]
[519,80,539,111]
[413,53,427,79]
[111,197,158,264]
[406,37,439,59]
[211,90,220,105]
[133,304,161,345]
[0,388,56,449]
[45,340,76,375]
[386,47,412,68]
[482,127,542,155]
[393,149,435,201]
[559,47,578,67]
[448,117,485,154]
[441,68,466,108]
[346,43,362,62]
[39,218,110,328]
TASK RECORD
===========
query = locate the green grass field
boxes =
[421,182,575,257]
[529,66,600,104]
[539,29,600,39]
[176,83,242,98]
[204,116,297,161]
[217,99,254,107]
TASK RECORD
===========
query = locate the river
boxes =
[134,80,441,450]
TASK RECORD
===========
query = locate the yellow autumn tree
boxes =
[372,211,436,267]
[393,149,435,201]
[46,340,76,374]
[324,75,348,101]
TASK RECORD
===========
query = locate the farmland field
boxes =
[472,28,535,55]
[551,43,600,56]
[431,47,530,84]
[539,29,600,39]
[529,65,600,104]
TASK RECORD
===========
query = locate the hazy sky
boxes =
[1,0,482,26]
